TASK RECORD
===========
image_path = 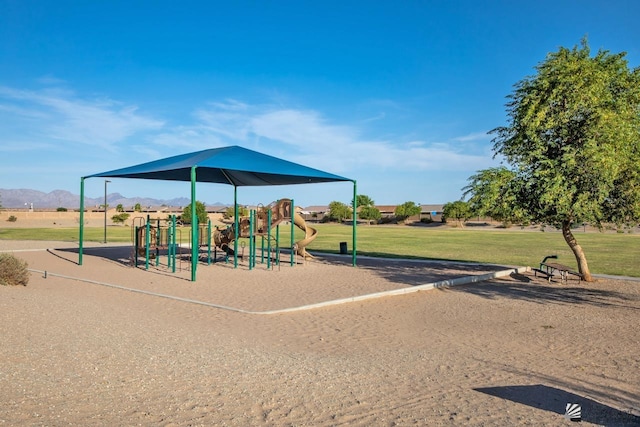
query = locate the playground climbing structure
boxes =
[214,198,318,265]
[130,198,318,275]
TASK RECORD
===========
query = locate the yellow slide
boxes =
[272,199,317,260]
[292,209,317,259]
[213,199,318,260]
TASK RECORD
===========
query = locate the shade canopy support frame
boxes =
[77,146,357,281]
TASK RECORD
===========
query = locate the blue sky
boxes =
[1,1,639,207]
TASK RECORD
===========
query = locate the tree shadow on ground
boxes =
[319,254,508,287]
[452,273,640,310]
[314,249,488,265]
[475,384,639,426]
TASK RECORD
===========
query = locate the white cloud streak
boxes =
[0,85,495,185]
[182,100,495,174]
[0,86,164,150]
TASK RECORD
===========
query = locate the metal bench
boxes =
[535,255,583,284]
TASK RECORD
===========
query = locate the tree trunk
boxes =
[561,220,594,282]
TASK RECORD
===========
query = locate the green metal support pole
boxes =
[166,218,171,269]
[352,180,357,266]
[171,215,177,273]
[79,178,85,265]
[290,199,295,266]
[166,221,171,268]
[190,166,198,281]
[276,224,280,265]
[267,209,272,269]
[233,186,239,268]
[145,216,150,270]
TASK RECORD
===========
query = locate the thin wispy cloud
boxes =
[250,109,356,149]
[189,100,494,173]
[0,141,52,152]
[0,86,164,151]
[0,85,497,203]
[453,131,491,142]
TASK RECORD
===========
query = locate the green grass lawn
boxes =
[1,223,638,277]
[0,227,134,243]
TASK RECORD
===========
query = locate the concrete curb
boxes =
[258,266,530,314]
[27,266,530,315]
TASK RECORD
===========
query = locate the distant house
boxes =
[374,205,397,220]
[419,204,444,222]
[205,205,229,214]
[298,203,445,224]
[140,205,164,213]
[302,205,329,222]
[362,204,444,223]
[164,206,184,214]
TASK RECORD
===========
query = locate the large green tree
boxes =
[489,39,640,281]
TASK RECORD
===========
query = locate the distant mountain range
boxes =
[0,188,228,209]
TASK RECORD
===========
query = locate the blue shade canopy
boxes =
[85,145,352,186]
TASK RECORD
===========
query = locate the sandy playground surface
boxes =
[1,239,639,426]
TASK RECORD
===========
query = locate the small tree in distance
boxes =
[111,212,130,225]
[394,201,421,223]
[443,200,472,228]
[328,201,352,223]
[353,194,374,208]
[182,201,209,225]
[359,206,381,225]
[224,205,249,220]
[352,194,379,224]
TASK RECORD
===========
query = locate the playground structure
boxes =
[132,198,318,273]
[79,145,357,281]
[224,198,317,259]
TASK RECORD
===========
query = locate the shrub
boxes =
[378,216,397,224]
[7,215,17,222]
[223,205,249,220]
[111,213,130,225]
[56,207,68,212]
[0,253,30,286]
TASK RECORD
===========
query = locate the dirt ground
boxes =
[1,239,639,426]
